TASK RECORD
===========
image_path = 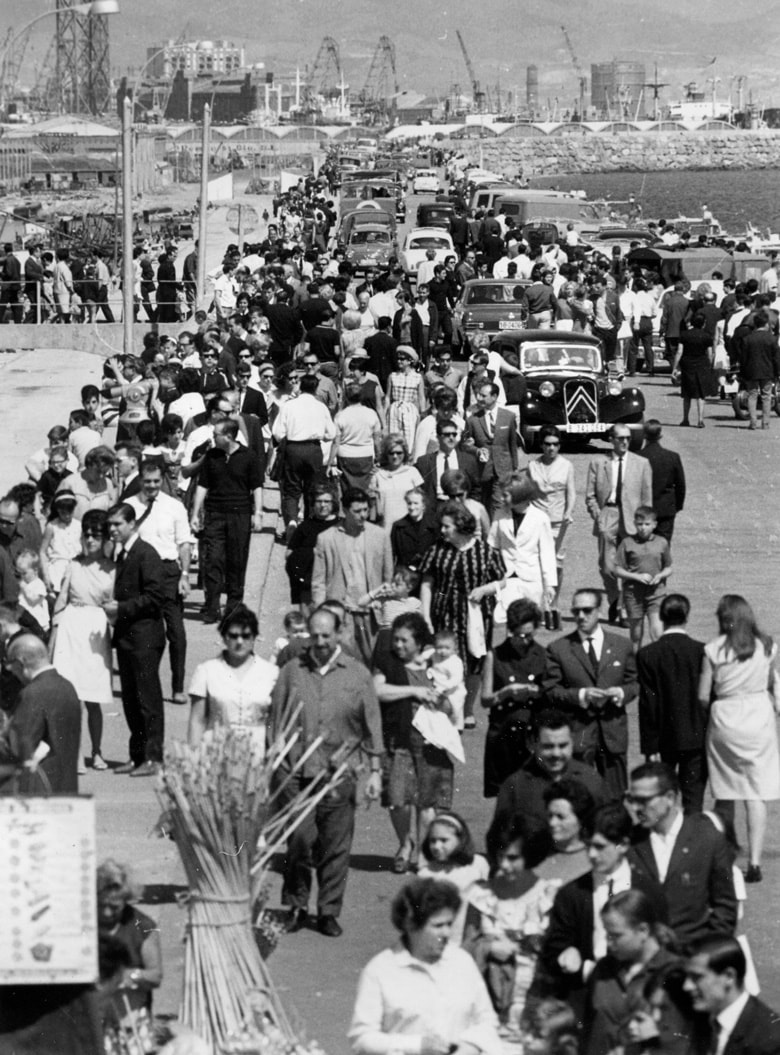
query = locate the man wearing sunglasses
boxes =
[545,587,638,796]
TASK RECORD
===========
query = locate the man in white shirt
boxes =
[758,256,779,296]
[272,373,336,536]
[627,762,737,946]
[684,936,780,1055]
[128,461,193,705]
[416,248,439,287]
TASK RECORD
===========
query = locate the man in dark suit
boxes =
[461,380,521,513]
[234,365,269,423]
[685,936,780,1055]
[638,419,686,541]
[116,443,142,502]
[2,634,81,793]
[538,802,666,1007]
[637,593,707,811]
[104,503,166,777]
[415,418,479,508]
[493,707,610,832]
[545,587,639,796]
[363,316,397,391]
[627,762,737,947]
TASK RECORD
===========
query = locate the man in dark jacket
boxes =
[0,244,23,324]
[638,419,686,541]
[636,594,706,811]
[156,244,180,323]
[737,309,780,430]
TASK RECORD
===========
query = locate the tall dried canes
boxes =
[158,708,348,1052]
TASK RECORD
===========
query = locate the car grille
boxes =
[564,379,599,425]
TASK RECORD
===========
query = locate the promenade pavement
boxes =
[2,346,779,1050]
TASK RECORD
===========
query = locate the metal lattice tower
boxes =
[55,0,111,115]
[310,36,342,100]
[360,36,398,110]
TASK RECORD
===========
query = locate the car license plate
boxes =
[499,320,524,329]
[567,422,609,433]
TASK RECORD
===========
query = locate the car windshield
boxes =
[465,283,528,305]
[521,344,602,371]
[409,236,449,250]
[351,230,391,245]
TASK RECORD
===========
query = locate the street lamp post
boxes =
[121,93,134,355]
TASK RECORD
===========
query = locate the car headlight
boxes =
[539,381,556,398]
[607,380,623,396]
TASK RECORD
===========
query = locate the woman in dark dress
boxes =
[390,487,439,572]
[480,599,548,797]
[372,612,451,873]
[284,484,340,609]
[671,312,713,428]
[420,501,505,726]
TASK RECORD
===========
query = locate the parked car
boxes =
[416,202,455,229]
[343,224,397,273]
[452,279,531,350]
[489,330,645,449]
[336,206,396,247]
[398,228,455,279]
[412,169,441,194]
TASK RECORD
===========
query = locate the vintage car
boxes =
[412,169,442,194]
[398,228,455,279]
[488,330,645,449]
[416,201,455,229]
[336,206,396,248]
[452,279,531,351]
[343,224,397,273]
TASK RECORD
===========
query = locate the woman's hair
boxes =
[522,998,580,1055]
[420,811,476,866]
[716,593,772,660]
[391,611,431,649]
[485,812,529,871]
[643,963,699,1021]
[592,802,633,845]
[506,598,542,632]
[543,777,596,839]
[344,381,363,404]
[404,486,427,506]
[505,475,541,506]
[690,311,706,329]
[81,509,108,537]
[309,482,338,508]
[603,889,679,951]
[438,499,476,538]
[218,602,259,639]
[341,310,362,331]
[96,858,142,903]
[390,877,461,934]
[379,432,409,467]
[84,445,116,472]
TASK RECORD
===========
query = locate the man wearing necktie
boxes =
[103,502,166,777]
[585,424,652,625]
[462,381,522,514]
[545,587,638,796]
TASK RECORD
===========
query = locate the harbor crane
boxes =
[560,24,587,119]
[456,29,485,113]
[359,36,398,122]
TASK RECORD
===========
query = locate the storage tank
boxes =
[526,65,538,116]
[590,63,612,111]
[613,60,645,114]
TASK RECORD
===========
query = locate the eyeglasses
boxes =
[302,361,318,368]
[571,605,597,615]
[225,630,253,640]
[202,352,218,359]
[439,431,458,438]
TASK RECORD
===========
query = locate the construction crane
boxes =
[643,63,669,121]
[358,36,398,124]
[560,24,587,120]
[456,29,485,113]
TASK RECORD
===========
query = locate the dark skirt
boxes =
[680,361,716,399]
[382,728,453,810]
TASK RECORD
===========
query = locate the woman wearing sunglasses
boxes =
[187,603,278,755]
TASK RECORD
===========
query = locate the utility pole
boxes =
[121,94,133,354]
[196,102,210,309]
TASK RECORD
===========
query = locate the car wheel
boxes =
[732,391,751,420]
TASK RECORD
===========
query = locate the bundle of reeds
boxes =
[158,708,348,1053]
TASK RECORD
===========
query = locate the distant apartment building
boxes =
[147,39,246,80]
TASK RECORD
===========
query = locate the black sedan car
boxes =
[489,330,645,449]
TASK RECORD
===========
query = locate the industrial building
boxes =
[146,39,246,81]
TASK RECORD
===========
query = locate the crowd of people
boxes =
[0,164,779,1055]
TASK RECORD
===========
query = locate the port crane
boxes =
[560,24,587,120]
[359,36,398,123]
[456,29,485,113]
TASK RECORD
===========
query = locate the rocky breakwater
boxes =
[448,131,780,176]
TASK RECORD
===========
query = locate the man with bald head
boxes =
[1,634,80,793]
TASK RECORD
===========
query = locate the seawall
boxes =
[444,130,780,176]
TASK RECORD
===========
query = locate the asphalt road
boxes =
[3,237,779,1047]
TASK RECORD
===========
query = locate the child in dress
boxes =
[424,629,467,731]
[159,413,187,498]
[271,610,309,662]
[417,812,489,944]
[615,505,672,649]
[14,549,50,633]
[466,814,555,1035]
[40,489,82,595]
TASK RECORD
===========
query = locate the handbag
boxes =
[267,438,286,483]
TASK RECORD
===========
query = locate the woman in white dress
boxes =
[187,604,279,756]
[699,594,780,883]
[52,509,116,771]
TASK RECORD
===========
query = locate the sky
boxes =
[8,0,780,111]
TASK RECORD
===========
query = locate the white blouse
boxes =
[188,653,279,754]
